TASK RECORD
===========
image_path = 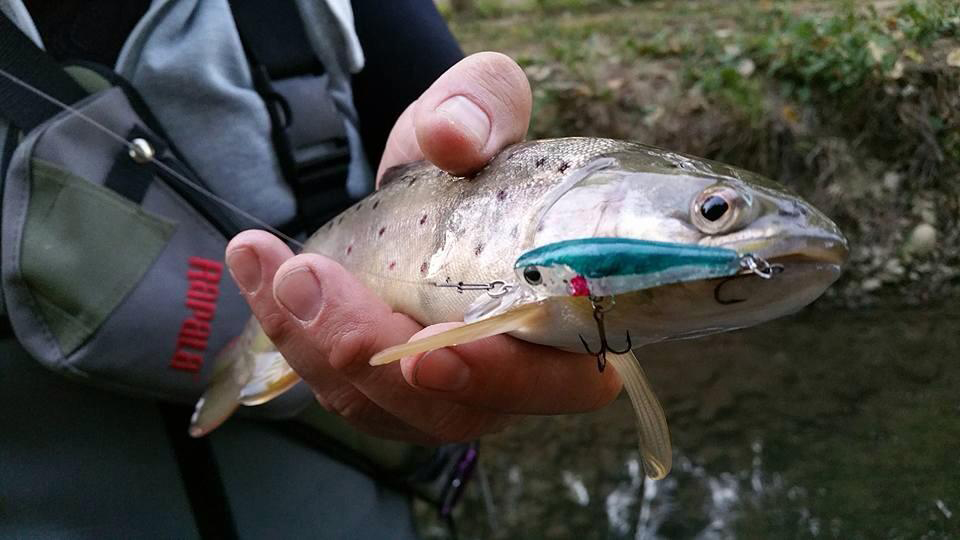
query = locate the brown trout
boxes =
[191,137,847,479]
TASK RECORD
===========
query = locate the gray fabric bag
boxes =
[1,76,310,415]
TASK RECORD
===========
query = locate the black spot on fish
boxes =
[372,200,379,210]
[497,189,507,201]
[356,203,363,211]
[420,262,428,274]
[558,162,570,173]
[346,245,352,255]
[474,243,484,256]
[388,261,397,270]
[535,157,546,168]
[378,226,386,237]
[406,175,417,186]
[420,214,428,225]
[337,216,344,225]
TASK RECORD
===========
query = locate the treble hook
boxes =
[714,254,785,305]
[578,295,632,372]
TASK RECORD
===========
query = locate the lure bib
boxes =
[0,72,310,414]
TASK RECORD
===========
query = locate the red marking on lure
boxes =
[569,275,591,297]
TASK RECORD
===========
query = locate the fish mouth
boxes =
[722,234,849,268]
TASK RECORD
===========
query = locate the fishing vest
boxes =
[0,0,465,507]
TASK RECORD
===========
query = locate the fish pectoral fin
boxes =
[189,322,301,437]
[189,337,250,438]
[237,352,301,406]
[606,351,672,480]
[369,303,546,366]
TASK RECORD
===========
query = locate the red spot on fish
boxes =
[378,226,386,236]
[388,261,397,270]
[570,275,591,297]
[420,262,428,273]
[420,214,427,225]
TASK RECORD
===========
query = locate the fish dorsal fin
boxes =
[606,351,672,479]
[369,302,546,366]
[379,161,429,188]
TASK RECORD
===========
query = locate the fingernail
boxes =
[435,95,490,148]
[275,266,322,323]
[226,247,260,293]
[412,351,471,392]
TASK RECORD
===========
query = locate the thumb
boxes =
[413,52,531,175]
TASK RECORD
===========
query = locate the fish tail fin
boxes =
[188,319,301,437]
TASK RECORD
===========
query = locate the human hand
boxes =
[225,52,622,444]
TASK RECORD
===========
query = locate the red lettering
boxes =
[170,350,204,373]
[187,279,220,302]
[177,336,206,350]
[187,257,223,283]
[170,258,224,374]
[186,298,216,321]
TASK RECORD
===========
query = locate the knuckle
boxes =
[323,321,378,374]
[325,386,376,424]
[257,310,294,344]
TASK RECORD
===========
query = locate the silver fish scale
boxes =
[303,138,634,325]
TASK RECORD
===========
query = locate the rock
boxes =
[883,258,905,278]
[947,47,960,68]
[862,278,883,292]
[904,223,937,256]
[883,171,902,191]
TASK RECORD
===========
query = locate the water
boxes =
[422,305,960,539]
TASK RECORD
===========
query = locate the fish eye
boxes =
[523,266,543,285]
[691,186,747,234]
[700,195,729,221]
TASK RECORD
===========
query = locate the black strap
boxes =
[228,0,354,233]
[228,0,323,80]
[0,13,88,131]
[160,404,238,540]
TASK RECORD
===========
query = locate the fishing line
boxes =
[0,65,468,290]
[0,67,306,248]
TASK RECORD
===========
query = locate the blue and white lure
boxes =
[511,238,782,369]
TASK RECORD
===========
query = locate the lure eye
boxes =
[523,266,543,285]
[691,185,747,234]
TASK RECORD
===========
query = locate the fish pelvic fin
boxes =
[369,303,546,366]
[189,319,301,437]
[606,351,672,480]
